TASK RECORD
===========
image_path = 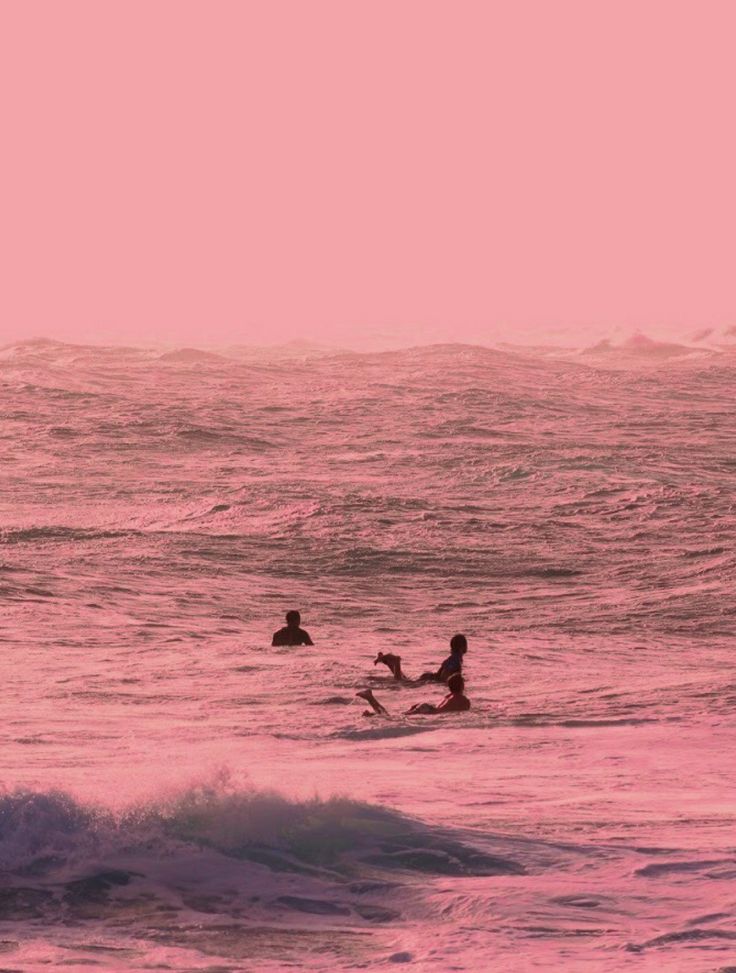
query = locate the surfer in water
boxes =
[271,610,314,646]
[374,633,468,681]
[357,673,471,716]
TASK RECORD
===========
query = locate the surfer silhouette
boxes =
[271,610,314,646]
[357,673,471,716]
[374,633,468,681]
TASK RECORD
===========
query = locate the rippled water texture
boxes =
[1,337,735,971]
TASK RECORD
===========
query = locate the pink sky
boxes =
[1,1,735,348]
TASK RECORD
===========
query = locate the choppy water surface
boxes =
[1,337,735,971]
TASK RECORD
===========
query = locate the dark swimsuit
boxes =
[440,653,462,675]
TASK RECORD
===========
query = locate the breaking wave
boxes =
[0,778,524,900]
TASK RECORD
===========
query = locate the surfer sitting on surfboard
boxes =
[374,634,467,681]
[357,673,471,716]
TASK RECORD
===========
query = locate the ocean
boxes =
[1,336,735,971]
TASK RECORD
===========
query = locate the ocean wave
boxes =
[0,781,525,892]
[333,724,440,741]
[0,526,132,544]
[158,348,227,364]
[0,779,529,964]
[580,334,707,361]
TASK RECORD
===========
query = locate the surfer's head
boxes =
[286,610,301,627]
[450,634,467,655]
[448,673,465,694]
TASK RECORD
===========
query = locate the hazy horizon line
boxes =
[3,328,735,359]
[4,320,736,355]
